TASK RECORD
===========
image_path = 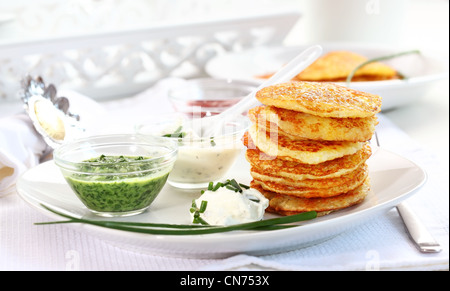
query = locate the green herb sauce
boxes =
[65,155,169,213]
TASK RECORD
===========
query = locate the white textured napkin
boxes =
[0,114,47,196]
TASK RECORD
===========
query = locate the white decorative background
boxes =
[0,0,299,101]
[1,0,448,102]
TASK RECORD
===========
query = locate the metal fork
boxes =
[374,132,442,253]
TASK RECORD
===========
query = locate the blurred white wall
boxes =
[0,0,297,41]
[285,0,449,52]
[1,0,448,52]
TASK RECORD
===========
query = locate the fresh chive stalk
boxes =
[346,50,421,84]
[35,204,317,235]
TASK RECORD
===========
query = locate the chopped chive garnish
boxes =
[207,182,214,191]
[204,179,250,194]
[212,182,223,191]
[190,200,209,225]
[239,183,250,190]
[162,126,187,138]
[226,185,238,192]
[229,179,242,193]
[199,200,208,213]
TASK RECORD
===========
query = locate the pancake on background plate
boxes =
[257,51,401,82]
[293,51,401,82]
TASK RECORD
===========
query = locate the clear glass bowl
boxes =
[168,78,258,118]
[136,113,249,189]
[53,134,178,217]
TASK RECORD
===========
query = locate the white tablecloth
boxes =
[0,78,448,271]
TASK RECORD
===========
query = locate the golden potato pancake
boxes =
[252,162,368,198]
[255,81,382,118]
[250,162,368,189]
[248,106,377,142]
[244,135,372,180]
[293,51,399,82]
[251,178,370,216]
[248,123,364,164]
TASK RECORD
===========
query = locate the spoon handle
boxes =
[203,45,323,137]
[222,45,323,117]
[396,202,442,253]
[258,45,323,88]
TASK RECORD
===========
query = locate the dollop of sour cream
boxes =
[191,186,269,226]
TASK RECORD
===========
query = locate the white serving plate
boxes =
[16,148,426,258]
[205,43,448,111]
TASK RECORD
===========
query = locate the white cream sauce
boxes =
[169,146,241,183]
[191,187,269,226]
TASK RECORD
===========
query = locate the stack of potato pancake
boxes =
[243,81,381,216]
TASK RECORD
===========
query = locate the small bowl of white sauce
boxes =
[136,113,249,189]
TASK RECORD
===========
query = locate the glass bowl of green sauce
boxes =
[53,134,178,217]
